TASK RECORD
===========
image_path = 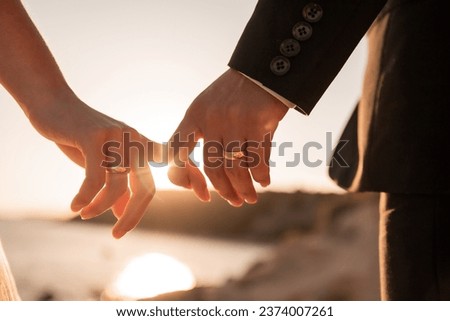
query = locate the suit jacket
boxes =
[229,0,450,194]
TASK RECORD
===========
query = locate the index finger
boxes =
[112,164,155,239]
[168,117,201,166]
[167,117,210,201]
[71,144,105,212]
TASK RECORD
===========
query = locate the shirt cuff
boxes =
[238,72,307,114]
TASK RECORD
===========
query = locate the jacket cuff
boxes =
[228,0,386,115]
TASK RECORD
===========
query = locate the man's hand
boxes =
[168,68,288,206]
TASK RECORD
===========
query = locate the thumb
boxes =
[167,118,210,202]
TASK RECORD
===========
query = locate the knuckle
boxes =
[90,126,121,144]
[88,130,108,144]
[184,105,199,122]
[104,123,137,140]
[124,126,140,138]
[107,124,124,135]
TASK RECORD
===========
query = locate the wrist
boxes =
[24,88,84,138]
[237,71,295,108]
[21,86,78,120]
[228,68,290,114]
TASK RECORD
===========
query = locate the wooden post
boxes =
[0,240,20,301]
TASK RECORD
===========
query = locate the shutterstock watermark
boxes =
[101,132,350,169]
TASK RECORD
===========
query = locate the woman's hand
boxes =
[0,0,161,238]
[28,95,161,239]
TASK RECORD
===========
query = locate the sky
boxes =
[0,0,368,215]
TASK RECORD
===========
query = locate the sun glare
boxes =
[150,165,173,190]
[111,253,196,300]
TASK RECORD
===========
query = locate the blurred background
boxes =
[0,0,380,300]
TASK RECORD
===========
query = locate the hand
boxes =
[28,94,161,238]
[0,0,161,238]
[168,68,288,206]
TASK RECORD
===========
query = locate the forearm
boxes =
[0,0,75,118]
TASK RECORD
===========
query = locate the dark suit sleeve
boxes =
[228,0,387,115]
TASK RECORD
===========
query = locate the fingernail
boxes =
[240,192,257,204]
[203,191,212,202]
[80,213,93,220]
[260,181,270,188]
[228,200,243,207]
[113,229,126,239]
[80,209,90,220]
[197,192,211,202]
[71,196,84,212]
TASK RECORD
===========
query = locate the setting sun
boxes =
[108,253,196,300]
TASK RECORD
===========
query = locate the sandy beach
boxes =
[0,190,381,301]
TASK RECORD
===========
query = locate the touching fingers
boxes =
[167,116,211,201]
[168,118,200,166]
